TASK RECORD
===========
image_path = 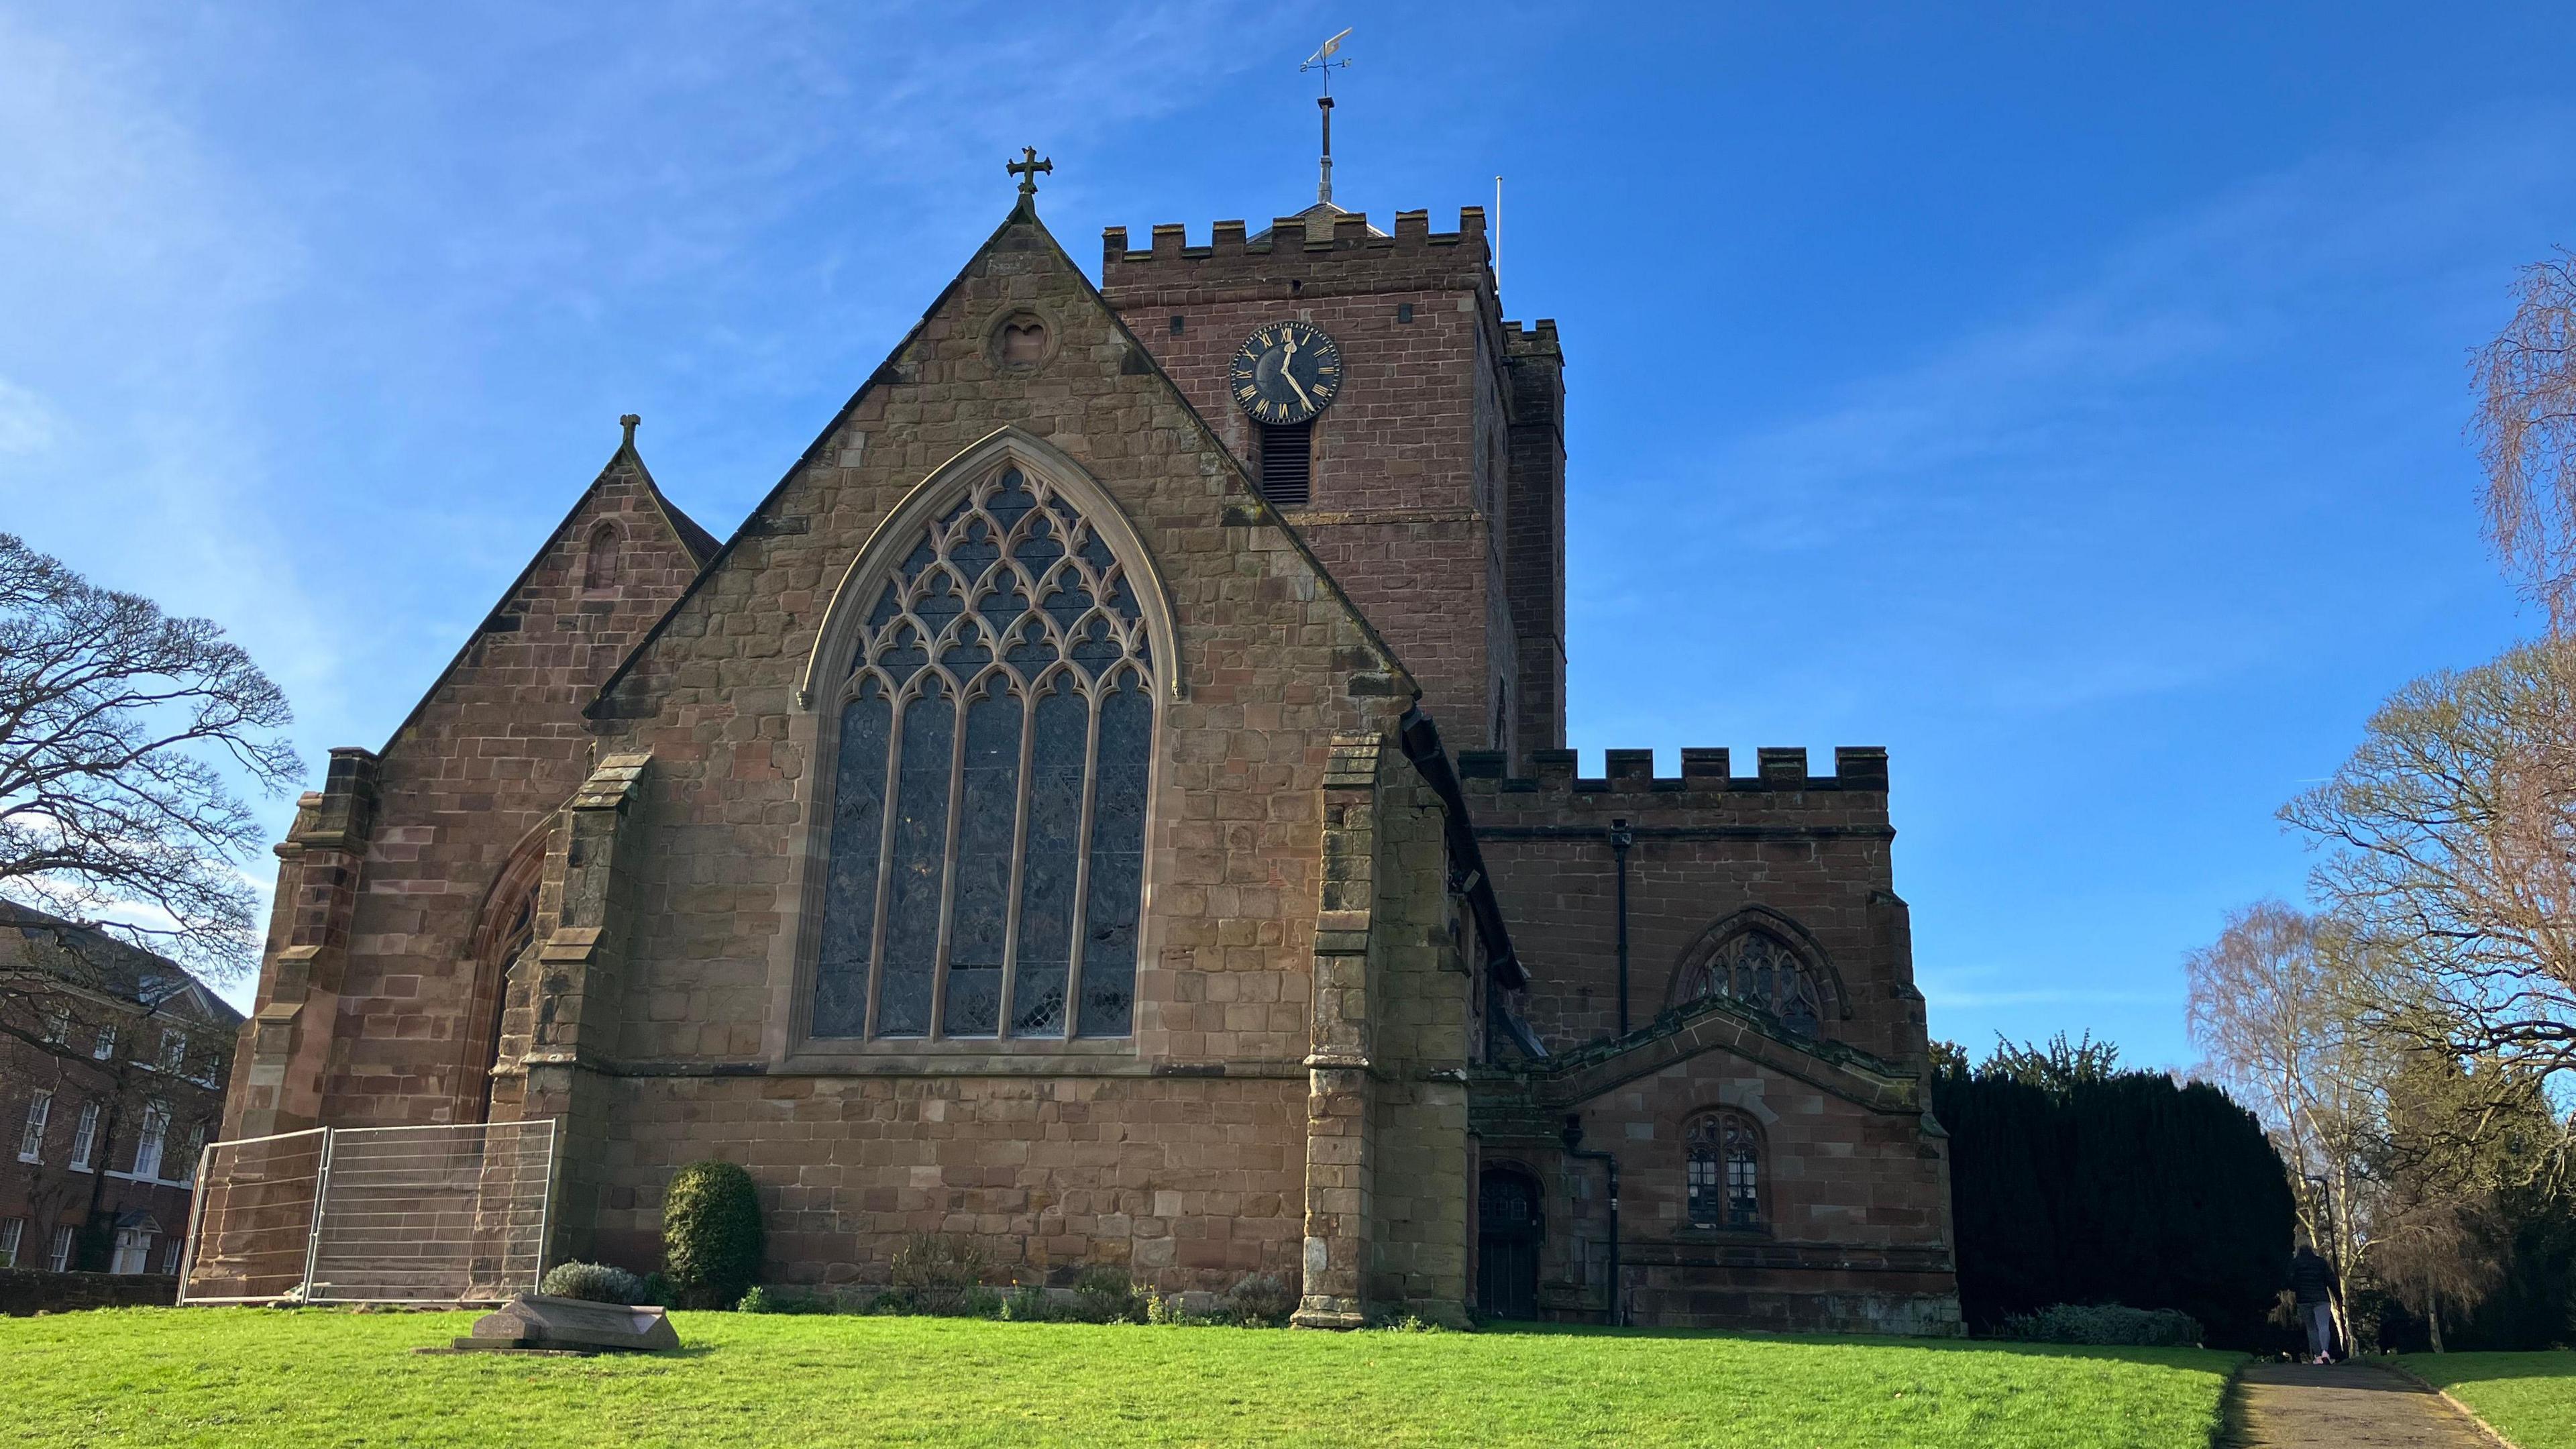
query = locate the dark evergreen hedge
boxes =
[1932,1069,2296,1349]
[661,1160,765,1309]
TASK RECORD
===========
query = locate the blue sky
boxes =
[1,4,2568,1065]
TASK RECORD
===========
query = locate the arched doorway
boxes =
[1478,1167,1544,1320]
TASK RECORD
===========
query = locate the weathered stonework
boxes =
[219,186,1956,1334]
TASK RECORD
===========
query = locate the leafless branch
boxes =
[0,533,300,979]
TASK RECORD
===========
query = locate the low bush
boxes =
[887,1234,987,1316]
[1998,1303,2204,1348]
[538,1262,645,1306]
[1070,1265,1146,1324]
[1000,1283,1052,1322]
[1225,1274,1296,1328]
[737,1285,835,1315]
[661,1161,765,1310]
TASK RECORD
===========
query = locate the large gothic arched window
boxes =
[811,466,1155,1042]
[1678,928,1827,1038]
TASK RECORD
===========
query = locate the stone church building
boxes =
[223,166,1959,1332]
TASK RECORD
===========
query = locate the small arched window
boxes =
[582,522,621,592]
[1678,928,1826,1037]
[1686,1112,1762,1229]
[812,465,1154,1042]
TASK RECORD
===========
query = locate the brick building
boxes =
[3,902,237,1279]
[219,170,1958,1332]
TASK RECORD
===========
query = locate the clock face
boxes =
[1228,321,1343,426]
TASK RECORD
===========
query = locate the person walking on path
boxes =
[2290,1240,2341,1364]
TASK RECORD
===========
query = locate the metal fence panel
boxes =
[180,1119,557,1306]
[176,1128,325,1304]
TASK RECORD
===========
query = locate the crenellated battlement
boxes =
[1456,746,1890,803]
[1100,208,1493,302]
[1502,318,1561,359]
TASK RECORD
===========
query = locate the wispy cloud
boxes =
[1608,107,2576,547]
[1573,105,2576,735]
[0,378,54,455]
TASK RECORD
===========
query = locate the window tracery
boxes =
[812,465,1154,1042]
[1686,1112,1762,1229]
[1678,928,1826,1037]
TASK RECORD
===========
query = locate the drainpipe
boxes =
[1562,1113,1622,1327]
[1609,819,1633,1036]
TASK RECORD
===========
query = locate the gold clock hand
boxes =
[1277,331,1315,409]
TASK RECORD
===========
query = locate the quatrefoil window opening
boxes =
[1684,929,1826,1038]
[812,466,1154,1042]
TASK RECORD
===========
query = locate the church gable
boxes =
[578,201,1426,1073]
[384,420,716,771]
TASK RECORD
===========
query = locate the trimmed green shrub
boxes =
[538,1261,645,1305]
[1999,1303,2204,1347]
[1225,1273,1296,1328]
[660,1160,765,1309]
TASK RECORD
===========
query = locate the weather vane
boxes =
[1301,28,1351,207]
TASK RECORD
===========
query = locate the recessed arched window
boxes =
[582,522,621,591]
[1686,1112,1762,1229]
[811,465,1154,1042]
[1678,927,1827,1037]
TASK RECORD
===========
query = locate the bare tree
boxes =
[0,533,299,978]
[2473,250,2576,629]
[2186,900,2377,1351]
[2283,638,2576,1092]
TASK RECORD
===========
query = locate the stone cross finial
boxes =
[620,413,640,447]
[1008,147,1053,199]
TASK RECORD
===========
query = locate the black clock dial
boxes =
[1228,321,1344,426]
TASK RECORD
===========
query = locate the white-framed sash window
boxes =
[68,1101,100,1172]
[91,1024,116,1061]
[131,1105,169,1181]
[47,1224,74,1273]
[0,1218,21,1268]
[17,1090,50,1163]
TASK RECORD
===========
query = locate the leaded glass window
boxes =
[1686,1112,1761,1228]
[812,466,1155,1042]
[1680,929,1826,1037]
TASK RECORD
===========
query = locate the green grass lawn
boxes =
[0,1308,2243,1448]
[2400,1351,2576,1449]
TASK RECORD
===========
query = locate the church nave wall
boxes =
[581,1071,1312,1299]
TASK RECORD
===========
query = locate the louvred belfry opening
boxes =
[812,466,1155,1042]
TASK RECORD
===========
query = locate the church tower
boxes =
[1100,206,1566,762]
